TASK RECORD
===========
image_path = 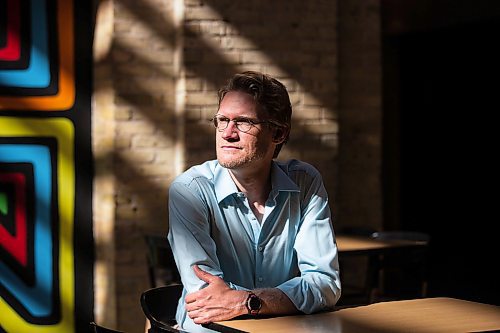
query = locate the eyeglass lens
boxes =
[213,116,253,132]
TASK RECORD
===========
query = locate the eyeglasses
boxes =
[210,114,282,133]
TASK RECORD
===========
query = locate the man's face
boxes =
[215,91,276,170]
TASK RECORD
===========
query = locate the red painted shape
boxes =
[0,172,27,266]
[0,0,21,60]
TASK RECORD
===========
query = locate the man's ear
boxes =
[272,127,286,143]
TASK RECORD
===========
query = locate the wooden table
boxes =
[213,298,500,333]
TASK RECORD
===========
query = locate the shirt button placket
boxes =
[255,244,264,287]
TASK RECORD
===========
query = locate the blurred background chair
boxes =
[370,230,430,302]
[141,284,185,333]
[89,322,125,333]
[145,234,181,287]
[336,226,379,306]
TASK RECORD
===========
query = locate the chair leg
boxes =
[366,255,380,303]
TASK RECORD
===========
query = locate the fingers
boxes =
[187,307,230,324]
[185,265,216,304]
[185,300,202,312]
[193,264,218,284]
[190,310,233,325]
[190,310,211,324]
[185,299,212,324]
[185,290,199,304]
[186,307,207,323]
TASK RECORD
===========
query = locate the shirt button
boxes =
[258,246,263,251]
[258,277,263,282]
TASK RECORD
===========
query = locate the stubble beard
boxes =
[216,130,273,169]
[217,149,266,169]
[216,139,270,170]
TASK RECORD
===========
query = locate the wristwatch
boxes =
[246,292,262,315]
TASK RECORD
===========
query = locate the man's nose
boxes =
[221,121,239,139]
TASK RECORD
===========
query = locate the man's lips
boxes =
[220,145,242,150]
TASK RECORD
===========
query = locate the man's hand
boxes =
[185,265,248,324]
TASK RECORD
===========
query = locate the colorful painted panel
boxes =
[0,0,92,332]
[0,117,75,332]
[0,0,75,110]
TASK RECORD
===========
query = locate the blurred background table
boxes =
[336,234,429,305]
[336,234,427,255]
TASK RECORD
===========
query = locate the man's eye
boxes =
[236,119,252,125]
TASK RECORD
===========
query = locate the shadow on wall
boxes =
[115,0,339,168]
[104,0,342,233]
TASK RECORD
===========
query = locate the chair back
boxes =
[89,322,125,333]
[145,235,181,287]
[141,284,184,333]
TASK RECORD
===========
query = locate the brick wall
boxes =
[92,0,382,331]
[182,0,340,205]
[108,0,180,330]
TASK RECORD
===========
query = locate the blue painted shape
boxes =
[0,145,53,317]
[0,0,50,87]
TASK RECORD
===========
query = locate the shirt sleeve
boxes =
[167,179,248,293]
[169,178,251,333]
[276,168,341,313]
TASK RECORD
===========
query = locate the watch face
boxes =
[247,293,262,315]
[249,295,261,310]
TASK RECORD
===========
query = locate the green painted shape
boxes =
[0,192,7,215]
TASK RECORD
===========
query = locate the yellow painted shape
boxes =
[0,117,75,332]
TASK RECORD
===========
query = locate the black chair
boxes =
[145,234,181,287]
[370,230,430,302]
[89,322,125,333]
[141,284,186,333]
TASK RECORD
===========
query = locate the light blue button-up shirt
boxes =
[168,159,341,332]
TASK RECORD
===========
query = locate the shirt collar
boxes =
[271,161,300,193]
[214,161,300,203]
[214,163,240,203]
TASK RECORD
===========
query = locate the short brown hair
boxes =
[218,71,292,158]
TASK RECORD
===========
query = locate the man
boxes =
[168,71,341,332]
